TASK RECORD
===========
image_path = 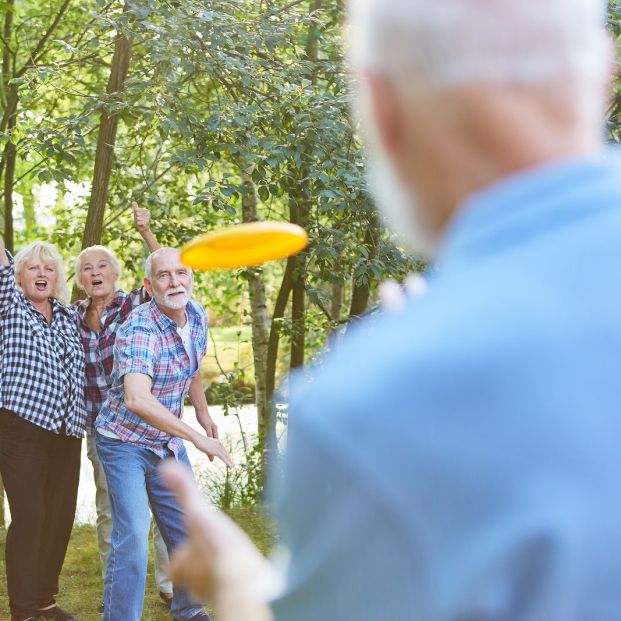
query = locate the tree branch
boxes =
[16,0,71,78]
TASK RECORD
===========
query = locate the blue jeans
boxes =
[95,433,205,621]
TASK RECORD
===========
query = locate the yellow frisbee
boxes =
[180,221,308,270]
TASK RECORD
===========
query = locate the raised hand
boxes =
[132,200,152,234]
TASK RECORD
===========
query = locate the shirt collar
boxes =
[436,151,621,269]
[51,297,74,319]
[24,294,73,321]
[75,290,126,324]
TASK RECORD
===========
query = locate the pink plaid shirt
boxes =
[75,288,148,433]
[95,299,208,459]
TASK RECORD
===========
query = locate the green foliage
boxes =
[2,0,418,495]
[5,0,414,287]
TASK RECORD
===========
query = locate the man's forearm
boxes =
[125,391,200,443]
[188,374,218,437]
[215,595,274,621]
[188,373,209,415]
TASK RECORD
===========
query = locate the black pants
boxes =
[0,409,81,621]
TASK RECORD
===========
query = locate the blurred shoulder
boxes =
[289,267,546,435]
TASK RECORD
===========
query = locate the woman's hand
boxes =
[132,201,152,234]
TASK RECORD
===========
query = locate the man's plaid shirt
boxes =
[75,288,148,433]
[95,298,208,458]
[0,252,86,437]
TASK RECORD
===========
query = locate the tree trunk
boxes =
[1,0,15,110]
[349,210,380,317]
[80,30,132,250]
[265,257,295,406]
[289,199,305,369]
[2,85,18,252]
[331,275,344,323]
[287,0,323,370]
[1,1,16,244]
[3,131,15,253]
[240,170,270,445]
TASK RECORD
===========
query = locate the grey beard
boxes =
[155,288,191,310]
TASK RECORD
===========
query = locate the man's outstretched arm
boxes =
[161,461,282,621]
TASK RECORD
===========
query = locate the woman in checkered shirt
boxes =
[73,203,175,614]
[0,239,85,621]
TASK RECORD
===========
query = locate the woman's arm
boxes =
[0,236,17,314]
[0,237,9,267]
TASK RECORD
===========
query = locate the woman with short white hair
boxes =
[0,239,84,621]
[73,203,173,614]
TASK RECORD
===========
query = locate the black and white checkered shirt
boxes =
[0,252,86,437]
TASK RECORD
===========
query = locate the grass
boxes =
[0,505,275,621]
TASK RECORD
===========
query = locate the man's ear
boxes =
[144,277,153,297]
[364,71,402,154]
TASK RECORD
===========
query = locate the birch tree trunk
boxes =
[241,169,270,445]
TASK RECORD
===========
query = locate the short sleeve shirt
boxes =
[95,299,208,458]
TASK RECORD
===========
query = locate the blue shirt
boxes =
[271,155,621,621]
[96,299,207,459]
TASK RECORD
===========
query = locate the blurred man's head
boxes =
[348,0,611,254]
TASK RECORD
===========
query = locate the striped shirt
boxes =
[0,252,85,437]
[95,298,208,458]
[75,288,148,433]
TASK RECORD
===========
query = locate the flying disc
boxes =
[180,221,308,270]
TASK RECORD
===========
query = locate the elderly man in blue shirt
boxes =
[162,1,621,620]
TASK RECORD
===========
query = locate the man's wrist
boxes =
[189,429,203,446]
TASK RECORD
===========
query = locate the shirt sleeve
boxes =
[0,251,18,316]
[130,286,150,306]
[114,322,159,379]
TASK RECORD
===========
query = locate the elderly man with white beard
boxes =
[161,1,621,621]
[94,247,233,621]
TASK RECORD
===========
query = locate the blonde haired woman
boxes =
[0,239,84,621]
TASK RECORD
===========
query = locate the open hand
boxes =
[193,434,234,468]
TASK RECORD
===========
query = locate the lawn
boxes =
[0,506,275,621]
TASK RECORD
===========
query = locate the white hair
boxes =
[144,247,193,282]
[74,245,122,292]
[14,241,70,304]
[348,0,610,94]
[144,248,164,281]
